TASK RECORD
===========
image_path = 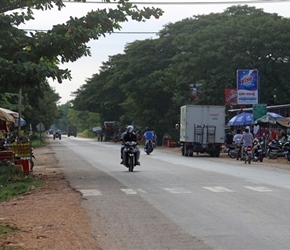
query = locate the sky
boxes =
[21,0,290,104]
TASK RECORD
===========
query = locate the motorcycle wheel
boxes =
[287,154,290,163]
[267,150,278,159]
[248,155,251,164]
[30,159,34,171]
[228,149,236,159]
[129,157,134,172]
[259,156,263,162]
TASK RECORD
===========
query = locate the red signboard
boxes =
[225,89,237,106]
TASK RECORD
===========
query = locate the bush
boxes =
[80,129,97,138]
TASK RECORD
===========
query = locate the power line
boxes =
[62,0,290,4]
[23,29,157,34]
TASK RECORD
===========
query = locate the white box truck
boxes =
[179,105,225,157]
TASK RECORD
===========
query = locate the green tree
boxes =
[72,5,290,142]
[166,5,290,105]
[23,81,60,130]
[0,0,163,89]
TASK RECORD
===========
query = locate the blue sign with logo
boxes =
[237,69,258,104]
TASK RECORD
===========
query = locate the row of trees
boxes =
[72,5,290,140]
[0,0,163,132]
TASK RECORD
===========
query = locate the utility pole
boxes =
[17,88,22,138]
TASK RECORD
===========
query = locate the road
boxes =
[50,136,290,250]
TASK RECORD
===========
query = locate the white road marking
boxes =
[136,188,148,194]
[79,189,102,196]
[244,186,273,192]
[163,187,191,194]
[203,186,235,192]
[121,189,138,195]
[244,179,261,184]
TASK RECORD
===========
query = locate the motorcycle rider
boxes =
[120,125,140,165]
[143,127,155,149]
[233,129,243,144]
[239,127,254,159]
[233,128,243,158]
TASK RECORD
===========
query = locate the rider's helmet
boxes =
[127,125,134,133]
[244,128,249,133]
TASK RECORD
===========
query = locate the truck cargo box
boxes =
[179,105,225,157]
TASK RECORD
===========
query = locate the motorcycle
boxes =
[243,145,252,164]
[267,140,284,159]
[252,139,264,162]
[226,143,242,160]
[282,140,290,162]
[123,141,139,172]
[144,140,154,155]
[236,143,243,161]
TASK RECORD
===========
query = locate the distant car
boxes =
[53,130,62,140]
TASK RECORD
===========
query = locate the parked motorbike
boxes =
[252,138,264,162]
[227,144,236,158]
[144,140,154,155]
[282,140,290,162]
[243,145,252,164]
[267,140,284,159]
[123,141,139,172]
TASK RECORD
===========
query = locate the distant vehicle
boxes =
[179,105,225,157]
[67,125,77,137]
[48,129,53,135]
[104,121,119,141]
[53,130,62,140]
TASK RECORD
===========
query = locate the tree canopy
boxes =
[0,0,163,132]
[0,0,163,89]
[72,5,290,140]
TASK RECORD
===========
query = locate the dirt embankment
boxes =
[0,147,101,250]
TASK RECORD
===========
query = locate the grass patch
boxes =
[0,224,19,238]
[0,162,42,202]
[0,224,23,250]
[30,134,46,148]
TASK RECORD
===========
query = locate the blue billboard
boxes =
[237,69,258,105]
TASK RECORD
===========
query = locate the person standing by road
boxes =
[224,130,234,147]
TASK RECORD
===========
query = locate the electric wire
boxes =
[62,0,290,4]
[23,29,158,34]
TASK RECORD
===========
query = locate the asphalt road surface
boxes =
[50,136,290,250]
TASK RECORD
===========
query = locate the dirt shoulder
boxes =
[0,146,100,250]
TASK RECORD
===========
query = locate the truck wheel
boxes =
[182,145,188,156]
